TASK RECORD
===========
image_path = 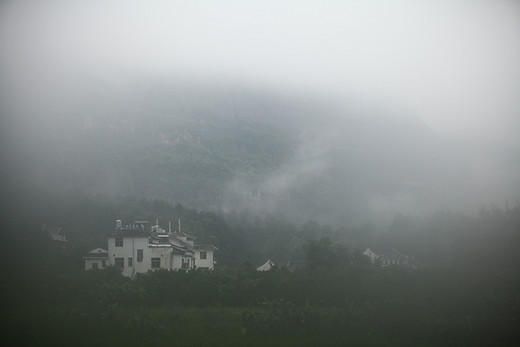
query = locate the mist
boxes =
[3,2,520,345]
[1,0,520,225]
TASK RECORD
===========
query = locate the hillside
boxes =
[6,82,447,226]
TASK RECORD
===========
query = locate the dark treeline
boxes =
[2,190,520,345]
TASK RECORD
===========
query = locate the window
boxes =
[102,260,106,267]
[200,252,207,260]
[92,263,98,269]
[115,257,124,268]
[115,238,123,247]
[128,257,133,267]
[137,249,143,262]
[151,257,161,269]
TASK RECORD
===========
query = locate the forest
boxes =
[2,191,519,346]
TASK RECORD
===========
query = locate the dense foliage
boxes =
[2,191,519,345]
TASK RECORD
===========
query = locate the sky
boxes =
[1,0,519,146]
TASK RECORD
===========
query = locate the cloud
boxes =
[1,0,519,222]
[2,0,519,142]
[221,125,334,216]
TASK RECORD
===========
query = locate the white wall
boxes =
[108,236,193,276]
[148,246,174,271]
[108,235,208,276]
[171,253,183,270]
[84,258,108,270]
[194,250,214,269]
[108,236,152,277]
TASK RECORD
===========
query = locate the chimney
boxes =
[116,219,122,231]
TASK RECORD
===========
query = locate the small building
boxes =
[363,247,419,268]
[86,219,217,277]
[256,259,305,272]
[41,225,67,242]
[83,248,109,270]
[257,259,275,271]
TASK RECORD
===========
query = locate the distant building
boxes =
[256,259,305,272]
[41,225,67,243]
[363,247,420,268]
[257,260,275,271]
[85,219,217,277]
[84,248,109,270]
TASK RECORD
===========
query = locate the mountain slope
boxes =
[6,82,448,226]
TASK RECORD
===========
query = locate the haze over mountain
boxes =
[1,0,519,226]
[1,78,513,227]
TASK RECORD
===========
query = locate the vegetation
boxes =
[2,191,519,345]
[6,86,450,227]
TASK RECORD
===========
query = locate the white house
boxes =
[42,225,67,242]
[84,248,109,270]
[363,247,419,268]
[86,219,217,277]
[256,259,305,272]
[257,259,275,271]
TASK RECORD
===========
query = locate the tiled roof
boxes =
[83,253,109,259]
[193,244,218,251]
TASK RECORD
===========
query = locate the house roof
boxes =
[173,244,194,255]
[364,247,422,268]
[108,222,216,256]
[379,249,410,261]
[83,253,109,259]
[84,248,109,259]
[365,247,410,260]
[88,248,108,253]
[193,244,218,251]
[257,260,275,271]
[256,259,305,271]
[42,225,67,242]
[45,226,63,234]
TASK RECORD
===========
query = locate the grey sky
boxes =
[1,0,519,144]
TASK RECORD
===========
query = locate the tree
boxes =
[303,237,350,269]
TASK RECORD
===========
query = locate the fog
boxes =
[1,0,519,225]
